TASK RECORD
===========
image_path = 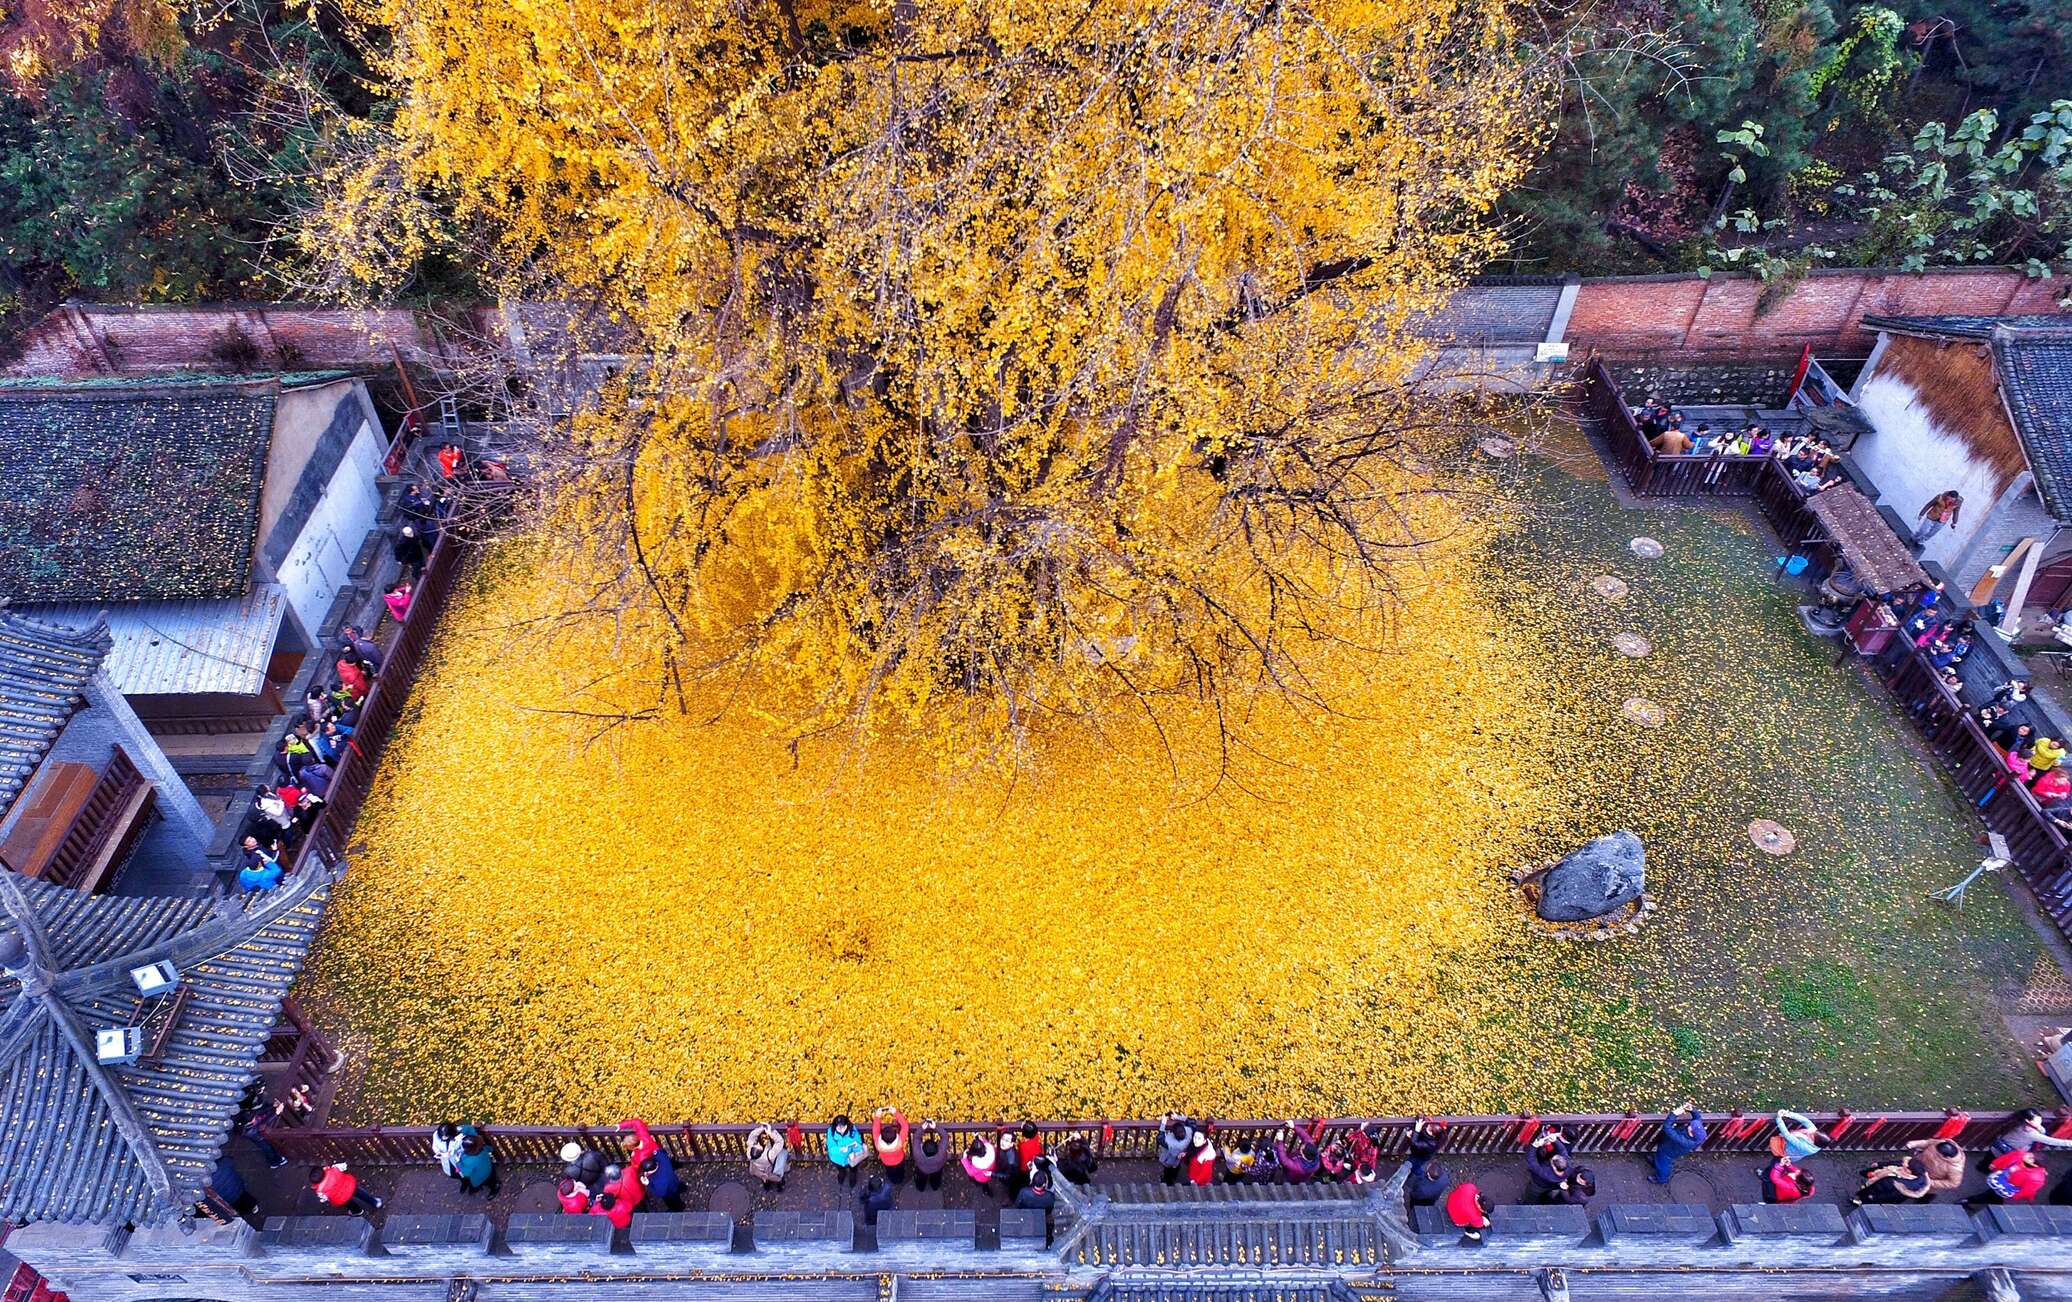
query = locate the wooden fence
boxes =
[259,996,339,1107]
[269,1108,2047,1169]
[1579,358,1835,566]
[1883,644,2072,922]
[248,520,464,1108]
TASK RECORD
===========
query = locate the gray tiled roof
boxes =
[1056,1179,1396,1272]
[1993,325,2072,520]
[0,609,111,815]
[1861,313,2072,340]
[0,861,334,1225]
[1410,285,1565,344]
[0,379,277,602]
[1097,1182,1368,1206]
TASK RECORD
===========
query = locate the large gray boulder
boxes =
[1536,832,1646,922]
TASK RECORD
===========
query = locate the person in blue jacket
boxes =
[455,1127,499,1197]
[238,837,285,892]
[826,1115,867,1188]
[641,1140,684,1210]
[1651,1102,1707,1184]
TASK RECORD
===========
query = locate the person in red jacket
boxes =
[1763,1156,1814,1203]
[1446,1181,1493,1244]
[308,1163,382,1215]
[589,1161,646,1229]
[618,1118,661,1172]
[1185,1130,1217,1185]
[335,658,370,703]
[1015,1121,1044,1169]
[1968,1151,2048,1206]
[873,1107,911,1185]
[556,1177,591,1214]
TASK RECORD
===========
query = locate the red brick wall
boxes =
[11,268,2068,379]
[5,303,498,378]
[1567,267,2069,361]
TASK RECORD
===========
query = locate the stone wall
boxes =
[1604,360,1799,407]
[13,1199,2072,1300]
[1568,267,2070,363]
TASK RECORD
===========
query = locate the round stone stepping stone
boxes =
[1613,632,1652,657]
[1630,536,1665,559]
[1590,575,1629,601]
[1621,697,1665,728]
[1749,819,1797,855]
[1479,436,1517,459]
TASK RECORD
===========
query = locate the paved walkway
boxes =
[227,1141,2051,1240]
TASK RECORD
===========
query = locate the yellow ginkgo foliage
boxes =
[306,496,1580,1124]
[314,0,1554,755]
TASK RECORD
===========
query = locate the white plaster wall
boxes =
[275,418,384,637]
[1852,371,2008,570]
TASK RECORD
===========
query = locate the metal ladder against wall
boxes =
[436,395,462,438]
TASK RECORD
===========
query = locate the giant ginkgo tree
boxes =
[316,0,1550,757]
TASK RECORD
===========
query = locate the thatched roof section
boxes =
[1873,335,2030,490]
[1808,483,1929,594]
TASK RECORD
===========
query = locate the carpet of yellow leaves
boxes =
[305,504,1594,1123]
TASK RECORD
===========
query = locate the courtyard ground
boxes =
[1469,422,2061,1111]
[299,417,2064,1121]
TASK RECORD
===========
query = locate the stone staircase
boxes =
[1063,1184,1388,1270]
[1084,1279,1369,1302]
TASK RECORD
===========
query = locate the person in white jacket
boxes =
[431,1122,465,1184]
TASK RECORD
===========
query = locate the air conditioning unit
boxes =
[95,1026,144,1065]
[129,961,179,997]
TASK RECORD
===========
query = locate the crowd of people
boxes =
[552,1119,682,1228]
[252,1105,2066,1243]
[235,622,383,892]
[234,473,463,892]
[1728,1107,2072,1213]
[1632,395,1847,494]
[1893,585,2072,819]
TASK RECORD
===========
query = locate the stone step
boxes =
[1069,1217,1384,1269]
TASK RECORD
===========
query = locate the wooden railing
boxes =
[268,1107,2039,1168]
[1884,641,2072,911]
[1580,357,1836,572]
[288,524,464,871]
[260,996,340,1106]
[248,522,467,1104]
[255,436,2068,1168]
[44,745,150,893]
